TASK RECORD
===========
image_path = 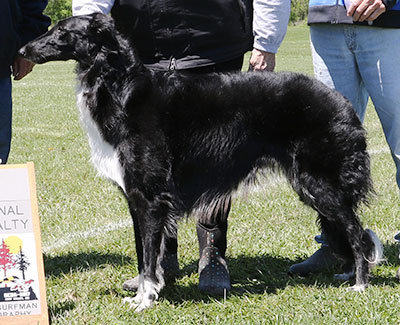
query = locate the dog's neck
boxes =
[78,31,143,75]
[76,32,152,110]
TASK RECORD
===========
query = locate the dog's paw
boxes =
[347,284,366,292]
[123,277,162,312]
[134,297,155,313]
[123,294,142,306]
[123,295,155,312]
[123,297,138,309]
[334,271,355,281]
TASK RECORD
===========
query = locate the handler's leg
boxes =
[355,26,400,191]
[289,24,369,276]
[197,202,231,295]
[353,26,400,275]
[0,77,12,164]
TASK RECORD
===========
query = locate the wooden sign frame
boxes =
[0,163,48,324]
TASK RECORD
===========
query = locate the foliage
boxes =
[290,0,309,23]
[44,0,72,24]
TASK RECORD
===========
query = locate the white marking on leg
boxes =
[136,278,160,312]
[347,284,366,292]
[124,277,162,312]
[133,273,145,304]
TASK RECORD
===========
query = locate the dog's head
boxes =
[19,14,120,64]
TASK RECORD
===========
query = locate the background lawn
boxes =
[9,23,400,324]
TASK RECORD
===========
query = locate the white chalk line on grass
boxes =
[369,147,390,155]
[43,146,391,253]
[43,219,132,253]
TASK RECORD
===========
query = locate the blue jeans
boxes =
[0,77,12,164]
[310,24,400,245]
[310,24,400,191]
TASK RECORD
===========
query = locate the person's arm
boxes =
[18,0,50,46]
[14,0,50,80]
[250,0,290,71]
[72,0,115,16]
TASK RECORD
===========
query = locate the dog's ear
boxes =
[89,13,118,48]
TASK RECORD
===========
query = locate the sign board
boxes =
[0,163,48,324]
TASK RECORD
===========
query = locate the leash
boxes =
[168,57,177,71]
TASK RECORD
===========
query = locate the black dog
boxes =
[20,14,382,312]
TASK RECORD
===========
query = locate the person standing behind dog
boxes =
[72,0,290,295]
[288,0,400,277]
[0,0,50,164]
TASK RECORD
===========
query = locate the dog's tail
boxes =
[364,229,384,267]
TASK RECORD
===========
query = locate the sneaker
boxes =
[394,232,400,280]
[288,245,339,277]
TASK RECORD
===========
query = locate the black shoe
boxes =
[197,223,231,295]
[288,246,338,277]
[123,252,179,292]
[395,232,400,280]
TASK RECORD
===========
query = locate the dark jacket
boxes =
[0,0,50,78]
[308,0,400,27]
[111,0,253,70]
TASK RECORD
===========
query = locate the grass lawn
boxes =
[9,23,400,324]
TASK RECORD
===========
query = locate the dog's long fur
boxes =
[20,14,382,311]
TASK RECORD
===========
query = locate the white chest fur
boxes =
[76,86,126,192]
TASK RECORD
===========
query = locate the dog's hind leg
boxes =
[123,190,174,312]
[291,173,379,291]
[317,210,374,290]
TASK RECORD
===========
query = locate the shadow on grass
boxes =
[381,242,399,265]
[48,299,76,322]
[159,254,340,305]
[44,252,133,277]
[162,242,400,304]
[44,242,400,311]
[45,252,134,321]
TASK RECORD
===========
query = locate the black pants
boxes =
[165,56,243,254]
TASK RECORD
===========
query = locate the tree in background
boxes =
[291,0,309,23]
[44,0,72,23]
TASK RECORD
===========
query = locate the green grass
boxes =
[9,24,400,323]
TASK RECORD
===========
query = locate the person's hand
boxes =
[249,48,276,72]
[346,0,386,22]
[12,57,35,80]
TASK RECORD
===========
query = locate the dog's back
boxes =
[151,70,370,212]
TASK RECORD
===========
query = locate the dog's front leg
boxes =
[124,191,168,312]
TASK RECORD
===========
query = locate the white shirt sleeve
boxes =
[72,0,115,16]
[253,0,291,54]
